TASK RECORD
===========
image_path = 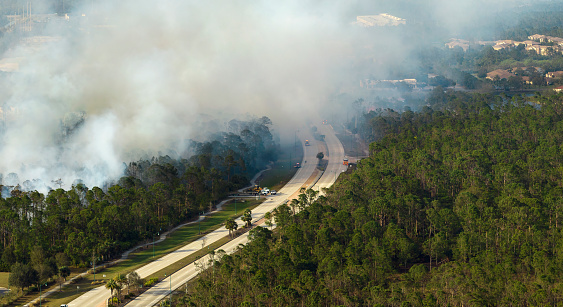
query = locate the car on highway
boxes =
[270,190,277,195]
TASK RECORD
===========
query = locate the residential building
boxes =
[355,14,406,27]
[445,39,470,51]
[546,71,563,78]
[486,69,515,80]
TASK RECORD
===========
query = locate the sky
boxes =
[0,0,550,191]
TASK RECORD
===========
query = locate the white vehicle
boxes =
[270,190,277,195]
[260,188,270,195]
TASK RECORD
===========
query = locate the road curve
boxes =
[315,123,347,191]
[124,121,346,307]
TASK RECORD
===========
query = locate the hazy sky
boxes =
[0,0,547,190]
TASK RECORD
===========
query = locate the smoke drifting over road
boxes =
[0,0,537,190]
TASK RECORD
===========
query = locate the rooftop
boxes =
[486,69,515,80]
[355,14,406,27]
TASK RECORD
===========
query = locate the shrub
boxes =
[143,277,159,287]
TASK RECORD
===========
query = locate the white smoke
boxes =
[0,0,538,191]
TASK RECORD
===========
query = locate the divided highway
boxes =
[125,123,346,307]
[69,123,346,307]
[316,123,347,191]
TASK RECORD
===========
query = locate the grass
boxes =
[145,235,232,282]
[0,272,9,289]
[36,199,263,307]
[259,144,303,190]
[27,276,94,307]
[3,268,85,307]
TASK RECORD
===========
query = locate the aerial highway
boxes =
[315,123,347,191]
[68,125,327,307]
[124,121,347,307]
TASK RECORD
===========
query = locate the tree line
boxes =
[178,91,563,306]
[1,116,277,292]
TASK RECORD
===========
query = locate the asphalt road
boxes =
[124,122,346,307]
[316,123,347,191]
[69,126,321,307]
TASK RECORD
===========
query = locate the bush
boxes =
[29,298,47,307]
[144,277,159,287]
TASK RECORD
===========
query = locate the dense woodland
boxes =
[498,10,563,41]
[180,91,563,306]
[0,116,276,289]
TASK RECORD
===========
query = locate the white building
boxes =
[355,14,406,27]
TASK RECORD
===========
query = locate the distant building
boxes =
[512,66,542,74]
[528,34,546,41]
[355,14,406,27]
[545,71,563,78]
[522,76,533,85]
[445,39,470,51]
[486,69,515,80]
[478,41,496,46]
[527,45,553,56]
[493,42,512,51]
[360,78,417,89]
[553,85,563,92]
[496,40,515,45]
[448,34,563,55]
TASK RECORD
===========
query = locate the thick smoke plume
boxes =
[0,0,538,191]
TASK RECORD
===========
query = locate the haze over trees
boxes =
[0,116,276,285]
[178,91,563,306]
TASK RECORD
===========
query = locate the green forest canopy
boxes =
[181,91,563,306]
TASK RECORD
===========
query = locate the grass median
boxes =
[259,143,303,191]
[42,199,263,307]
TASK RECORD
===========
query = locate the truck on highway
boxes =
[244,185,262,194]
[305,140,310,146]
